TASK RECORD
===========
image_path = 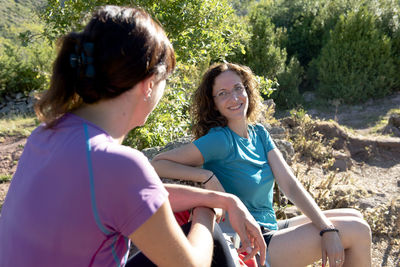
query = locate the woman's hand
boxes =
[226,196,266,263]
[321,231,345,267]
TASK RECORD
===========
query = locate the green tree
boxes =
[0,0,53,97]
[41,0,247,66]
[242,1,287,79]
[316,8,396,103]
[123,63,198,149]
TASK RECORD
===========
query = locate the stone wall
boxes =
[0,92,37,117]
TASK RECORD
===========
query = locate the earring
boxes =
[143,93,151,102]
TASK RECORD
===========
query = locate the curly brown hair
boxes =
[191,62,263,139]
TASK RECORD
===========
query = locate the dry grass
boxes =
[281,108,399,255]
[0,114,38,137]
[280,108,400,266]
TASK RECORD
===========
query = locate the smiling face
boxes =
[212,70,249,124]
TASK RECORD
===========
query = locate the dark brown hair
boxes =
[35,5,175,127]
[191,62,263,139]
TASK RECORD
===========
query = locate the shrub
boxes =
[232,1,286,79]
[267,0,355,68]
[272,57,304,109]
[392,31,400,90]
[286,108,335,165]
[315,8,396,103]
[123,63,198,150]
[41,0,248,67]
[0,40,52,97]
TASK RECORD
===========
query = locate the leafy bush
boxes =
[315,8,396,103]
[392,31,400,90]
[123,63,198,150]
[0,0,53,97]
[0,39,52,97]
[231,1,286,79]
[272,57,304,109]
[265,0,354,68]
[41,0,248,67]
[286,108,335,165]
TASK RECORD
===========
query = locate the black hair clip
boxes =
[70,53,80,68]
[69,43,95,78]
[82,42,95,78]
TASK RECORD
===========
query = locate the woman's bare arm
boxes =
[151,143,212,183]
[164,184,266,263]
[268,148,332,229]
[268,148,345,264]
[129,200,215,267]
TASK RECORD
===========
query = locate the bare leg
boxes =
[283,208,364,228]
[268,215,371,267]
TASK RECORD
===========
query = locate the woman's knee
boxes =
[325,208,364,219]
[338,217,372,247]
[343,208,364,219]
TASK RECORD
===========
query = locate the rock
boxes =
[358,198,376,209]
[263,99,275,114]
[142,146,163,160]
[284,206,301,218]
[389,113,400,128]
[142,137,192,160]
[162,137,192,151]
[274,139,294,163]
[397,180,400,187]
[269,126,285,135]
[15,93,23,100]
[330,150,352,172]
[382,113,400,137]
[333,184,367,198]
[303,91,316,103]
[0,106,10,114]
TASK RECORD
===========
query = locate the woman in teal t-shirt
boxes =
[152,62,372,267]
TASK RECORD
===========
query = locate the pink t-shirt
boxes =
[0,113,168,267]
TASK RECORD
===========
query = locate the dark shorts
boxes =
[261,219,290,246]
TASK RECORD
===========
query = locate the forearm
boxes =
[270,149,333,230]
[165,183,233,212]
[285,179,333,229]
[152,159,212,183]
[186,207,215,267]
[130,202,215,267]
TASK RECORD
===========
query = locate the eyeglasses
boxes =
[213,85,246,101]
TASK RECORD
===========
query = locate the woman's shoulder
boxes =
[203,126,232,139]
[249,123,268,135]
[94,141,147,165]
[194,126,233,157]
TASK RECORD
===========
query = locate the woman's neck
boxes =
[227,119,249,138]
[73,99,132,144]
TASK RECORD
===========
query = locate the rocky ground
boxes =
[0,92,400,266]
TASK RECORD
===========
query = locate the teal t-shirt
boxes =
[193,124,278,230]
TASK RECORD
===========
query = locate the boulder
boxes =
[330,150,352,172]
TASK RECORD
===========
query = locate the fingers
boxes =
[326,250,345,267]
[214,208,224,223]
[322,250,327,267]
[329,253,345,267]
[236,224,266,263]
